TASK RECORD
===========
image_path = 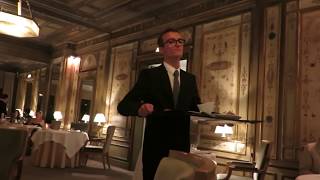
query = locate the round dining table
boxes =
[31,129,88,168]
[296,174,320,180]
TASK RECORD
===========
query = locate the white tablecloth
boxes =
[31,129,88,157]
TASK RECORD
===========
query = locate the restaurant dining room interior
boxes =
[0,0,319,180]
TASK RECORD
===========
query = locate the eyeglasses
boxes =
[163,38,186,46]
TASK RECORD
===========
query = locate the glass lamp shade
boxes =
[214,124,233,137]
[53,111,63,121]
[29,110,35,118]
[81,114,90,123]
[94,113,106,125]
[67,55,81,65]
[0,11,39,38]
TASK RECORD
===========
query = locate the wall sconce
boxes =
[67,55,81,65]
[214,124,233,137]
[26,73,33,82]
[53,111,63,121]
[81,114,90,123]
[94,113,106,126]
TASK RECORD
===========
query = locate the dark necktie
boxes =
[173,70,180,108]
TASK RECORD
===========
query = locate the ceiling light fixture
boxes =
[0,0,39,38]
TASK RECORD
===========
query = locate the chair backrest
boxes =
[103,125,116,153]
[254,140,272,180]
[71,122,88,132]
[169,150,217,180]
[154,157,195,180]
[0,127,28,180]
[88,123,103,138]
[299,141,320,174]
[50,120,61,130]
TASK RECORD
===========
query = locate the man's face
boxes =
[160,32,185,59]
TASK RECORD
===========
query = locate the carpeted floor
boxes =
[21,157,133,180]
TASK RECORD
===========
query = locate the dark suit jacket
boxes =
[117,64,200,176]
[117,64,200,115]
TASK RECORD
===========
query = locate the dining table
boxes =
[31,129,88,168]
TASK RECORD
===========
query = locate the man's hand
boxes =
[138,103,154,117]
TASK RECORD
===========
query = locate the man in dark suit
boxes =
[117,28,201,180]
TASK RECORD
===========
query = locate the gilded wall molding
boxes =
[262,5,281,159]
[281,2,299,161]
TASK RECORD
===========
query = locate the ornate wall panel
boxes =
[300,9,320,144]
[262,5,281,159]
[107,42,137,167]
[281,1,299,161]
[201,15,241,114]
[197,13,251,159]
[94,50,108,117]
[108,43,136,136]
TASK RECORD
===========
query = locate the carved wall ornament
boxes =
[206,61,232,71]
[80,54,97,72]
[240,66,248,96]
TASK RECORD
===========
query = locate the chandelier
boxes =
[0,0,39,37]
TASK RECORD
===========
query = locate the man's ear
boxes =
[159,47,164,54]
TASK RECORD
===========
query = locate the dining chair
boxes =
[71,122,88,132]
[299,140,320,174]
[216,140,272,180]
[50,120,61,130]
[0,127,28,180]
[154,157,195,180]
[81,125,116,169]
[88,123,104,139]
[155,150,217,180]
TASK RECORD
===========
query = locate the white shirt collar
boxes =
[163,61,180,75]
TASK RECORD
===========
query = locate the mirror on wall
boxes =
[37,68,48,112]
[45,61,62,123]
[24,82,32,112]
[76,71,96,123]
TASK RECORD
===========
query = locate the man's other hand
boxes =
[138,103,154,117]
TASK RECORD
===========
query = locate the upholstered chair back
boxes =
[254,140,272,180]
[103,125,116,154]
[0,127,28,180]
